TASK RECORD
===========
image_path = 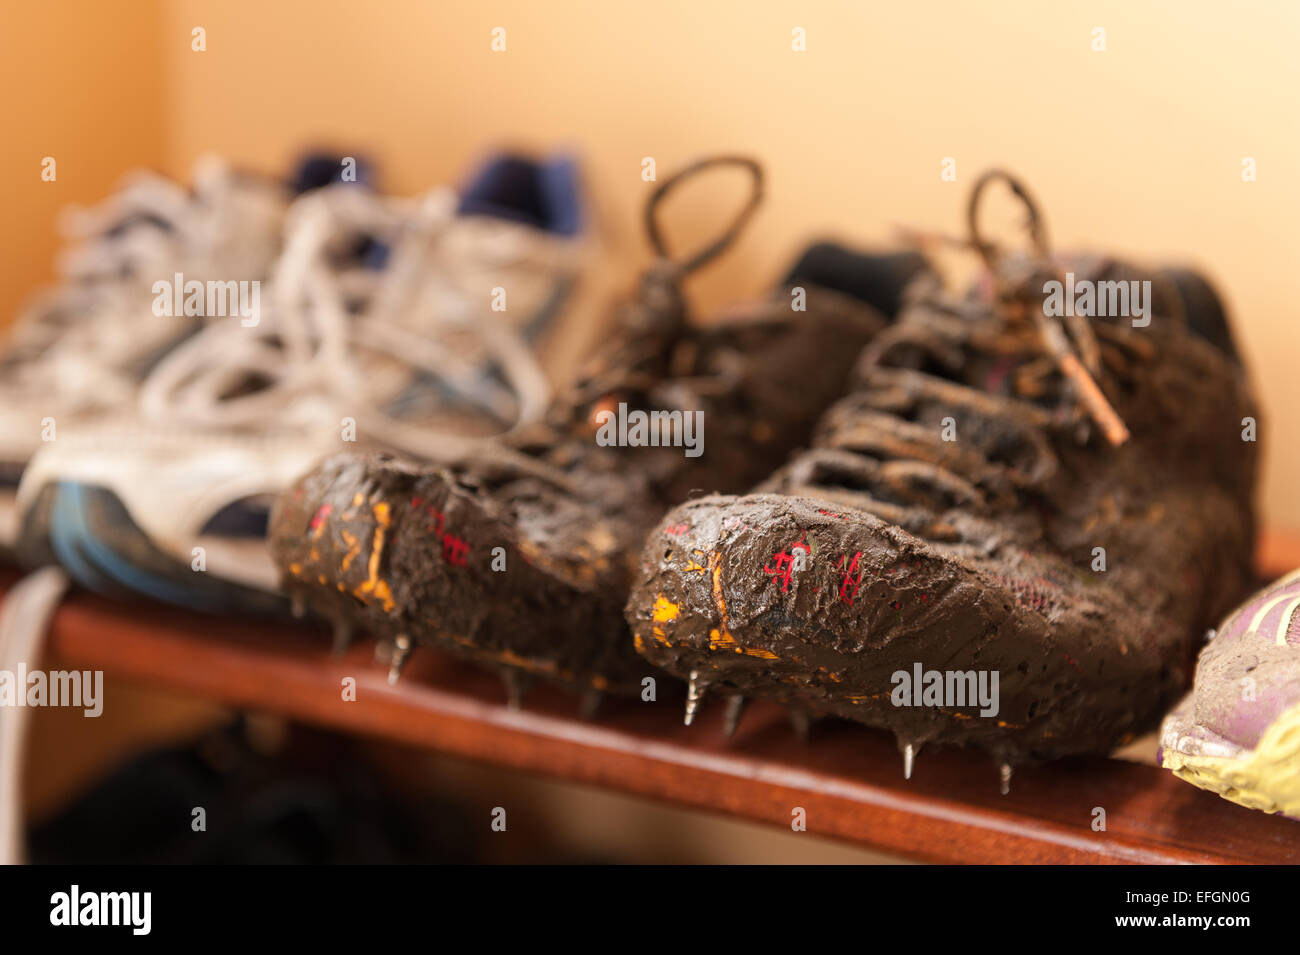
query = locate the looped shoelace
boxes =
[456,156,766,494]
[966,169,1132,447]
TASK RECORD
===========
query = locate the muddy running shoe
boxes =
[1159,570,1300,818]
[626,170,1258,781]
[269,156,931,697]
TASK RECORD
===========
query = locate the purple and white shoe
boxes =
[1160,568,1300,818]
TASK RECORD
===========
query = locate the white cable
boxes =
[0,566,71,866]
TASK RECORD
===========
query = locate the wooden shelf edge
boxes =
[24,581,1298,866]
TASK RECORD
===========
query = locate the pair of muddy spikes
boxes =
[273,157,1255,801]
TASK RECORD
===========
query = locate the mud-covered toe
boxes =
[628,492,1204,764]
[271,452,660,693]
[1160,570,1300,818]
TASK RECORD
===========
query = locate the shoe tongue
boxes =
[781,242,930,320]
[1156,267,1239,361]
[289,152,375,194]
[456,154,584,236]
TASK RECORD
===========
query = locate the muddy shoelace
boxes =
[450,156,766,497]
[780,170,1154,544]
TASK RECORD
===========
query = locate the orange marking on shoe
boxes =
[651,595,679,642]
[494,647,558,674]
[705,555,778,657]
[339,529,361,573]
[709,553,730,627]
[652,595,680,623]
[354,502,395,613]
[708,627,778,659]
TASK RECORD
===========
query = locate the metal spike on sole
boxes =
[684,669,707,726]
[577,688,603,720]
[387,634,412,685]
[903,743,916,781]
[722,694,747,738]
[502,669,527,711]
[331,618,353,658]
[789,708,812,741]
[999,762,1013,796]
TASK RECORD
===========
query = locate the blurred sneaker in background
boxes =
[13,152,588,616]
[0,156,295,555]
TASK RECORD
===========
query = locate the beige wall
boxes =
[0,0,166,322]
[7,0,1300,525]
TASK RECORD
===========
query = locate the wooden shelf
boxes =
[7,528,1298,866]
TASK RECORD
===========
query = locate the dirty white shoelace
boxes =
[137,182,560,460]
